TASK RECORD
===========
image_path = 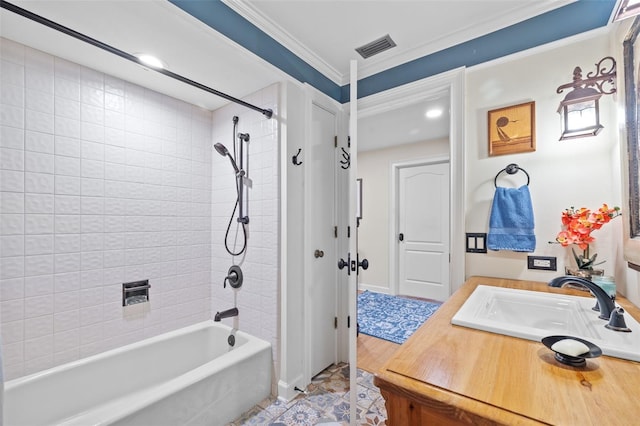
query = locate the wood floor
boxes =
[356,291,438,374]
[357,333,400,374]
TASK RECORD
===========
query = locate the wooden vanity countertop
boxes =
[374,276,640,425]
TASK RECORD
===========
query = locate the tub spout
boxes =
[214,307,239,321]
[549,276,616,320]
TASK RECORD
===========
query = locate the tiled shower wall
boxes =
[210,85,280,386]
[0,39,212,380]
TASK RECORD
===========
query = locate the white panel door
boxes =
[307,102,337,378]
[398,162,450,301]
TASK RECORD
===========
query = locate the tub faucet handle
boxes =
[224,265,243,289]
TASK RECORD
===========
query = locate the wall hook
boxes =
[340,147,350,169]
[292,148,303,166]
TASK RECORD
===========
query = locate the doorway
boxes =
[356,68,465,297]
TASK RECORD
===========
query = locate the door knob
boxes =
[357,254,369,274]
[338,253,351,275]
[359,258,369,270]
[314,249,325,258]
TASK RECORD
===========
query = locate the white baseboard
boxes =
[277,374,305,402]
[359,283,394,295]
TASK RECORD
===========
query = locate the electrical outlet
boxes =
[527,256,557,271]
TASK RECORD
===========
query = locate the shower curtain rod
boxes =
[1,0,273,119]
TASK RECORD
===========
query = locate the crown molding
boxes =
[223,0,343,84]
[227,0,574,86]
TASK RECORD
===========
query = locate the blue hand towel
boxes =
[487,185,535,252]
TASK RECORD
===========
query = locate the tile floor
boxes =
[228,363,387,425]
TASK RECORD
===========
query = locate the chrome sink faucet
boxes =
[549,276,616,320]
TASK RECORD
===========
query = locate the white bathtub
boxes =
[3,321,272,426]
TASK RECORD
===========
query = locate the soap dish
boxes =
[541,335,602,367]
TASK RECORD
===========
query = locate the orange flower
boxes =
[554,204,621,269]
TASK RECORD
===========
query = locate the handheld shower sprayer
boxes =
[214,143,241,175]
[213,142,228,156]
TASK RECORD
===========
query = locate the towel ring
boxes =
[494,163,530,187]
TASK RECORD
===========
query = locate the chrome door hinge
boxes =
[334,135,338,147]
[347,315,351,328]
[347,226,351,238]
[334,317,338,329]
[334,226,338,238]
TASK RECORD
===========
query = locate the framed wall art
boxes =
[488,101,536,156]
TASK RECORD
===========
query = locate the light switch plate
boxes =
[466,233,487,253]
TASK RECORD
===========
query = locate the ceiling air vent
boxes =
[355,34,397,59]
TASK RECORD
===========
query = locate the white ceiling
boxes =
[1,0,576,151]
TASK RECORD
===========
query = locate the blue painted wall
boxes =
[170,0,616,103]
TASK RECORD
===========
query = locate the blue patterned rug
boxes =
[357,291,441,344]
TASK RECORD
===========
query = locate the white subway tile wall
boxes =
[0,39,212,379]
[210,85,280,389]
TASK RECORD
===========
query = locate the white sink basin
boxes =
[451,285,640,362]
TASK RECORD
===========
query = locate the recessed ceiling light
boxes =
[425,108,443,119]
[134,53,166,69]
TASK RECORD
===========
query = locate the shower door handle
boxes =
[314,249,324,258]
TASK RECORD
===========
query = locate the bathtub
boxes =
[4,321,272,426]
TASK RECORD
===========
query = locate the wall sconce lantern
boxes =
[556,56,617,140]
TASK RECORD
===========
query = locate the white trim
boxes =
[279,82,310,401]
[358,68,460,117]
[449,68,466,292]
[335,106,350,363]
[359,67,466,298]
[302,84,342,385]
[359,283,392,295]
[389,156,450,296]
[348,59,358,426]
[278,83,289,400]
[223,0,343,84]
[277,374,304,403]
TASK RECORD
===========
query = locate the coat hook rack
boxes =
[494,163,530,187]
[292,148,303,165]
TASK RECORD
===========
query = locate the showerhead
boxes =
[214,143,229,157]
[214,143,240,174]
